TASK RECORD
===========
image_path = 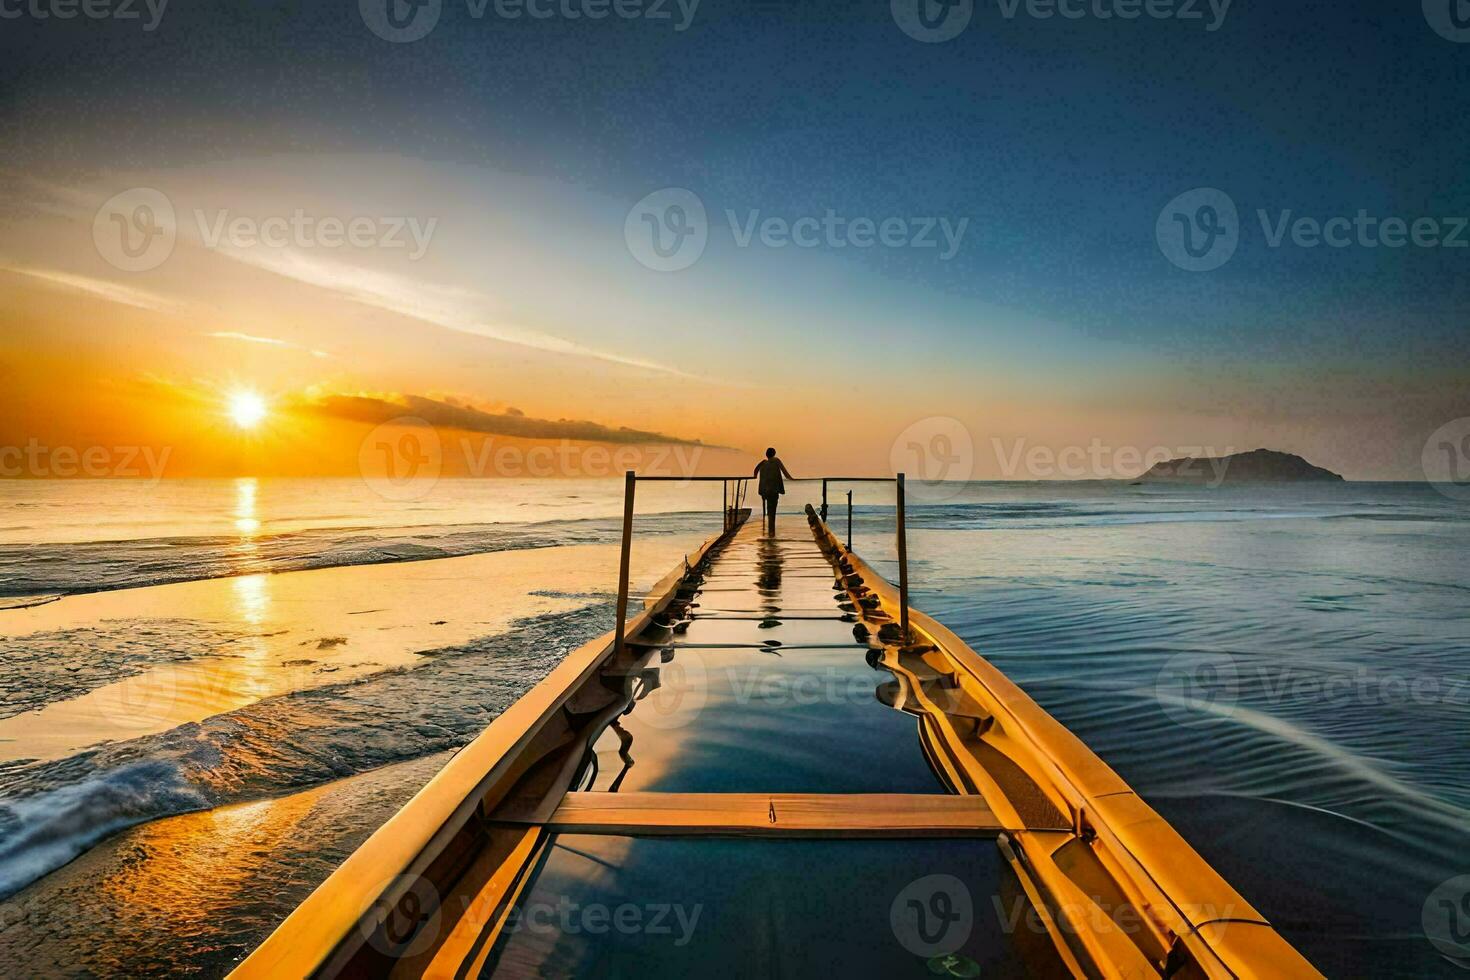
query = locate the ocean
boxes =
[0,477,1466,977]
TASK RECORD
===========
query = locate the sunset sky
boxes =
[2,2,1467,480]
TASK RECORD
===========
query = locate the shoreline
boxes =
[0,535,706,910]
[0,537,702,763]
[0,751,454,977]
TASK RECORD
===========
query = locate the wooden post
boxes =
[846,490,853,550]
[821,479,828,522]
[722,479,728,531]
[614,471,636,653]
[896,473,910,646]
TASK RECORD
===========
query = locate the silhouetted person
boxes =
[753,448,793,535]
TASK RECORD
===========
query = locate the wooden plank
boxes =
[493,792,1017,837]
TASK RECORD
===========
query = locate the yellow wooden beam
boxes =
[492,791,1025,837]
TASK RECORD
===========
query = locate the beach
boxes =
[0,521,710,921]
[0,753,451,977]
[0,540,701,763]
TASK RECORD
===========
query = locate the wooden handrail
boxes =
[896,472,910,644]
[631,475,895,482]
[614,471,913,654]
[613,470,635,654]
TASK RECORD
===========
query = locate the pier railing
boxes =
[614,472,910,653]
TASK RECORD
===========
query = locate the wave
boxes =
[0,513,709,600]
[0,761,210,899]
[0,619,252,721]
[0,602,615,900]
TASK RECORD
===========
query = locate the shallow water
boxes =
[582,529,941,796]
[0,477,735,600]
[487,835,1063,979]
[0,478,1466,976]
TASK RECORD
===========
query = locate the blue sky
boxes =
[1,0,1467,477]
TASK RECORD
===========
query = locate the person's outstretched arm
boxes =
[779,459,794,479]
[752,460,762,477]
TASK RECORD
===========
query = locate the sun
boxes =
[228,391,268,429]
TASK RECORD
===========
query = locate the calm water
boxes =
[0,478,1467,976]
[0,477,726,600]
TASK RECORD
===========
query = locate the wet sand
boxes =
[0,753,452,976]
[1,536,701,762]
[0,532,709,976]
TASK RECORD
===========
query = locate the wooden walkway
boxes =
[496,518,1039,839]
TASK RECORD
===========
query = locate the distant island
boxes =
[1135,448,1345,484]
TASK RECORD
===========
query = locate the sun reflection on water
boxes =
[233,477,260,535]
[232,573,270,626]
